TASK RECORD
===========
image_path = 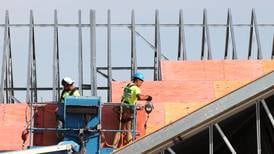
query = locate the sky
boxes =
[0,0,274,102]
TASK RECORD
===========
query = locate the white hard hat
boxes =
[62,77,74,86]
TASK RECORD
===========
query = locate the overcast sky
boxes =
[1,0,274,10]
[1,0,274,22]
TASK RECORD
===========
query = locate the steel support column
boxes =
[107,10,112,102]
[78,10,83,95]
[248,9,262,60]
[90,10,97,96]
[5,11,14,103]
[201,9,212,60]
[209,124,213,154]
[131,10,137,79]
[224,9,237,60]
[252,9,262,60]
[248,10,254,60]
[178,9,187,60]
[52,10,60,102]
[0,11,10,103]
[26,10,37,103]
[27,11,37,146]
[154,10,162,81]
[271,35,274,59]
[256,102,261,154]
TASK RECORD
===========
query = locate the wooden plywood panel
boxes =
[112,81,215,103]
[262,60,274,74]
[162,60,267,81]
[162,60,228,81]
[145,103,165,134]
[0,104,29,150]
[161,60,206,81]
[164,102,209,124]
[214,80,250,98]
[224,60,263,80]
[111,59,270,137]
[112,81,128,102]
[204,60,225,80]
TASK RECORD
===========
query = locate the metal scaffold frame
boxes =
[0,9,274,103]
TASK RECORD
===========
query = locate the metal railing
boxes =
[27,102,139,149]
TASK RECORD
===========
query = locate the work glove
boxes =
[146,95,152,101]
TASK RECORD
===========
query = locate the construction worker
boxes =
[57,77,80,141]
[60,77,80,102]
[112,72,152,148]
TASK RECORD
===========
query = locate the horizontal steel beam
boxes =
[97,66,155,70]
[3,86,109,91]
[3,144,74,154]
[0,23,274,28]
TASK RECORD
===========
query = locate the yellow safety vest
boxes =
[122,83,141,105]
[60,88,80,103]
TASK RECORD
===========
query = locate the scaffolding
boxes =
[0,9,274,104]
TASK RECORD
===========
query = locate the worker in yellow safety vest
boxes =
[56,77,80,141]
[112,72,152,148]
[60,77,80,103]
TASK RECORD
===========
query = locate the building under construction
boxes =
[0,9,274,154]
